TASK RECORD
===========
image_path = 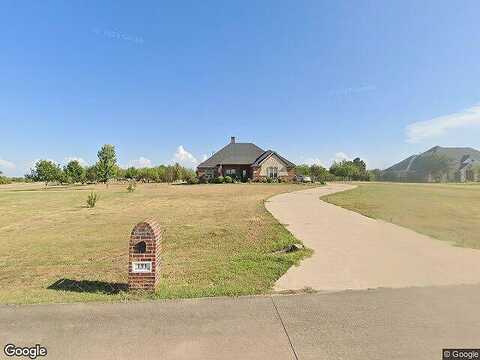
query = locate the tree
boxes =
[309,164,329,182]
[85,165,98,183]
[295,164,311,176]
[30,160,62,186]
[330,160,360,180]
[96,144,117,186]
[367,169,383,181]
[64,160,86,184]
[125,167,138,180]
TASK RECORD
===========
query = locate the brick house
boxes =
[197,137,296,181]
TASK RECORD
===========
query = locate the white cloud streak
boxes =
[333,152,352,162]
[128,157,153,168]
[173,145,198,168]
[64,157,88,166]
[406,104,480,143]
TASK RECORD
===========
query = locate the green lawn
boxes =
[0,182,313,304]
[323,182,480,249]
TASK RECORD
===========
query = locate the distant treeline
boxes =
[296,157,377,181]
[22,144,196,186]
[0,171,24,185]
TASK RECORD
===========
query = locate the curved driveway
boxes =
[267,183,480,291]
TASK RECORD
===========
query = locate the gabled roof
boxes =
[252,150,296,168]
[197,143,265,167]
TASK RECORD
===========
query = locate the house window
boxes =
[267,167,278,178]
[225,169,236,175]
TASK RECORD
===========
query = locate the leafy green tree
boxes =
[295,164,311,176]
[367,169,383,181]
[85,165,98,183]
[96,144,117,186]
[30,160,62,186]
[64,160,86,184]
[309,164,329,182]
[125,167,138,180]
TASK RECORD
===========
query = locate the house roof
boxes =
[252,150,296,168]
[197,143,266,167]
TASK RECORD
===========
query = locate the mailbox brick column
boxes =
[128,218,161,291]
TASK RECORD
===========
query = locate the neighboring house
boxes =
[383,146,480,183]
[197,137,296,181]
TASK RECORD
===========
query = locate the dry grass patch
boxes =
[0,182,313,304]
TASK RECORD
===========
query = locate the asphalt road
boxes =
[2,284,480,360]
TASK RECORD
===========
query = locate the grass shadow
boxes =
[48,278,128,294]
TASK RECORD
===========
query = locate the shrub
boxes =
[187,177,200,185]
[86,192,99,208]
[0,176,11,185]
[127,180,137,192]
[224,176,233,183]
[199,176,209,184]
[266,177,273,183]
[215,176,225,184]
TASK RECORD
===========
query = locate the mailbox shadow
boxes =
[48,278,128,295]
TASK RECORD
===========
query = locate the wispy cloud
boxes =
[64,157,88,166]
[329,85,376,96]
[128,157,153,168]
[333,152,352,162]
[302,157,326,167]
[0,158,16,170]
[92,27,144,44]
[299,152,357,168]
[406,104,480,143]
[173,146,198,168]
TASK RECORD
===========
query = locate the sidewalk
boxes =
[2,284,480,359]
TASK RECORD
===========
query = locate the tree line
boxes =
[296,157,374,182]
[25,144,196,186]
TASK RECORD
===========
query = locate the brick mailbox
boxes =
[128,218,161,291]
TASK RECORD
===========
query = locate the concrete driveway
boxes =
[266,183,480,291]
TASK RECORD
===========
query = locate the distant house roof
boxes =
[197,138,296,168]
[197,142,265,167]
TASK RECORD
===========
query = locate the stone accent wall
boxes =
[259,154,289,177]
[128,218,161,291]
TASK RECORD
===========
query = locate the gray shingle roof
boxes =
[197,143,265,167]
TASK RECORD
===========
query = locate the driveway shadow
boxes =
[48,278,128,294]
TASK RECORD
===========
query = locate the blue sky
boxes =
[1,0,480,176]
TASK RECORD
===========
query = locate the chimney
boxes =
[230,136,236,144]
